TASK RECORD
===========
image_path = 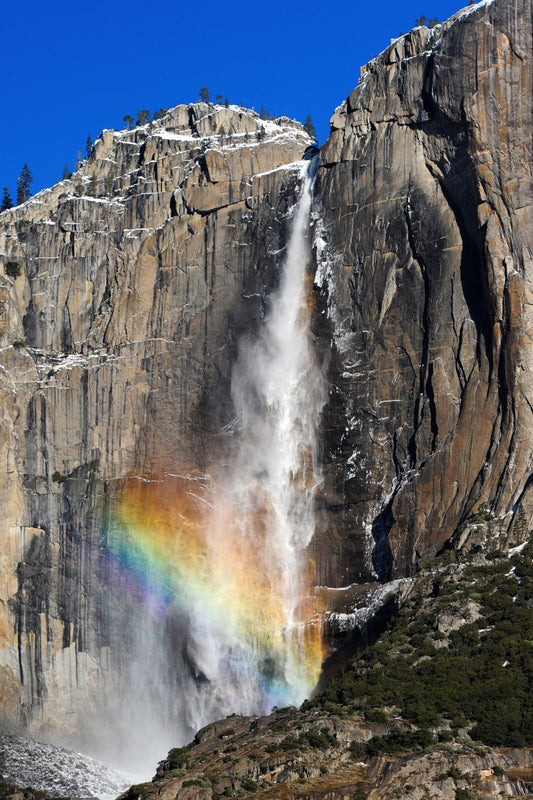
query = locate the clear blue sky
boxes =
[2,0,467,198]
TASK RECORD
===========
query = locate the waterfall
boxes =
[103,157,325,776]
[226,156,326,702]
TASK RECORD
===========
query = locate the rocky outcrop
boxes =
[315,0,533,580]
[120,711,533,800]
[0,105,311,734]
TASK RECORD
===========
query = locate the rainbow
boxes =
[106,473,325,710]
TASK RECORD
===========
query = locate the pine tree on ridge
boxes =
[1,187,13,211]
[16,164,32,206]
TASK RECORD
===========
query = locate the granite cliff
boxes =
[0,0,531,773]
[314,0,532,582]
[0,105,312,743]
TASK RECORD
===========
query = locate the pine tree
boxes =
[1,187,13,211]
[303,115,317,141]
[153,108,168,120]
[123,115,134,130]
[16,164,32,205]
[215,94,223,105]
[415,15,427,25]
[224,98,230,108]
[136,109,151,126]
[85,135,93,158]
[62,164,71,180]
[198,86,211,103]
[512,503,529,544]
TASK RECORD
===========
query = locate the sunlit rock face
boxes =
[0,104,313,761]
[315,0,533,581]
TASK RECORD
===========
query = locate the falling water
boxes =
[227,156,326,702]
[102,157,326,777]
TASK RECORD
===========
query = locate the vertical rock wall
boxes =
[315,0,532,580]
[0,105,311,733]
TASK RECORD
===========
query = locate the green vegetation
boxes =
[165,768,187,778]
[16,163,32,205]
[415,15,440,26]
[265,726,337,754]
[5,261,21,278]
[198,87,211,103]
[126,783,152,798]
[136,110,151,126]
[303,114,316,140]
[305,543,533,750]
[365,729,433,756]
[52,471,67,484]
[1,187,13,211]
[302,728,337,749]
[164,745,191,770]
[240,779,258,793]
[183,775,212,788]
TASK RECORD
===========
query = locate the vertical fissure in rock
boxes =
[404,193,432,466]
[434,148,494,374]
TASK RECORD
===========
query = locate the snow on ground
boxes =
[0,734,132,800]
[509,539,531,556]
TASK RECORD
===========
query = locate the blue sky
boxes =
[2,0,468,198]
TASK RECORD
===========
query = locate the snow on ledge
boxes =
[453,0,496,21]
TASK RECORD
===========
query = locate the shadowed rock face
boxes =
[314,0,533,581]
[0,105,311,732]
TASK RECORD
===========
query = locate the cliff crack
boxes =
[403,192,438,462]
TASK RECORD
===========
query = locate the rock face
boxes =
[0,105,311,735]
[315,0,533,581]
[119,711,533,800]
